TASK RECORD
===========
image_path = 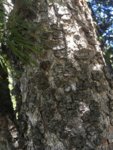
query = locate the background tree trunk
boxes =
[11,0,113,149]
[0,64,15,150]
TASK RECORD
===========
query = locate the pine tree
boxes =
[2,0,113,149]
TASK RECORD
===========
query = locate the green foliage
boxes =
[0,0,48,64]
[104,47,113,68]
[0,55,6,70]
[7,7,38,63]
[7,16,38,63]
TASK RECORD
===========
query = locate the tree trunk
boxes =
[11,0,113,149]
[0,64,15,150]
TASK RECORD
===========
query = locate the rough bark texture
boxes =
[12,0,113,149]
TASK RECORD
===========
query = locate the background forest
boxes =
[88,0,113,70]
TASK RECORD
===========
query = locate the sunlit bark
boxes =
[10,0,113,149]
[0,64,15,150]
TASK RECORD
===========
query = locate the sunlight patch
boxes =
[79,102,90,116]
[3,0,13,16]
[93,64,103,71]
